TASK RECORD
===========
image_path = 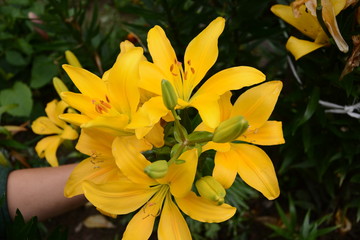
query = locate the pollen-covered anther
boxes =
[170,64,178,76]
[92,99,111,114]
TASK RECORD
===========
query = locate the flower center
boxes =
[92,95,112,114]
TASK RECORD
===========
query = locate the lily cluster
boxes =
[271,0,352,60]
[40,17,284,239]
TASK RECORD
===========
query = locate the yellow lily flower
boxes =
[59,42,166,146]
[31,99,78,167]
[136,17,266,128]
[196,81,284,200]
[271,0,349,60]
[82,137,236,240]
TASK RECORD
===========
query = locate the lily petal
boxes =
[230,81,282,129]
[175,192,236,223]
[271,4,321,40]
[162,149,198,198]
[82,180,157,215]
[64,156,121,197]
[238,121,285,146]
[61,92,99,119]
[112,136,156,185]
[59,113,91,126]
[147,25,180,92]
[45,100,68,128]
[35,135,62,167]
[190,94,220,128]
[158,194,191,240]
[75,128,114,157]
[139,61,167,95]
[32,117,62,135]
[194,66,265,98]
[183,17,225,100]
[232,144,280,200]
[81,115,131,135]
[144,121,165,148]
[60,125,78,140]
[213,150,238,189]
[107,47,143,116]
[62,65,107,99]
[286,36,326,60]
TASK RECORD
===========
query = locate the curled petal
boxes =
[286,36,327,60]
[35,136,62,167]
[45,100,68,128]
[175,192,236,223]
[232,144,280,200]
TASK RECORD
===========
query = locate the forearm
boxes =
[7,163,86,221]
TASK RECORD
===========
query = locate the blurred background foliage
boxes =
[0,0,359,239]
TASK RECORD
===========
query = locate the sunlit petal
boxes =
[175,192,236,223]
[59,113,91,126]
[61,92,99,118]
[158,194,191,240]
[162,149,198,198]
[107,47,143,116]
[64,156,122,197]
[286,36,326,60]
[238,121,285,146]
[230,81,282,129]
[213,151,238,189]
[194,66,265,98]
[82,180,157,215]
[62,64,107,99]
[183,17,225,99]
[112,136,156,185]
[32,117,62,135]
[232,144,280,200]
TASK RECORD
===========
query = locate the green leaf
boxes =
[0,82,33,117]
[30,55,58,88]
[5,50,28,66]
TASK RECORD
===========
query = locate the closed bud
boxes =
[161,79,178,110]
[53,77,69,97]
[187,131,213,144]
[212,116,249,143]
[144,160,168,179]
[195,176,226,205]
[65,50,82,68]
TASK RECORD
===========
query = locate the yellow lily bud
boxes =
[161,79,177,110]
[65,50,82,68]
[195,176,226,205]
[53,77,69,97]
[212,116,249,143]
[144,160,168,179]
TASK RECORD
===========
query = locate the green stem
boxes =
[168,143,186,165]
[316,0,332,39]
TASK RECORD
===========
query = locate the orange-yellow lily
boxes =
[136,17,266,129]
[31,99,78,167]
[271,0,349,60]
[82,137,236,240]
[196,81,284,200]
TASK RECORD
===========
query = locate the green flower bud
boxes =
[195,176,226,205]
[144,160,168,179]
[53,77,69,97]
[187,131,213,144]
[212,116,249,143]
[65,50,82,68]
[161,79,178,110]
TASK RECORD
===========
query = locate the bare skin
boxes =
[6,163,86,221]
